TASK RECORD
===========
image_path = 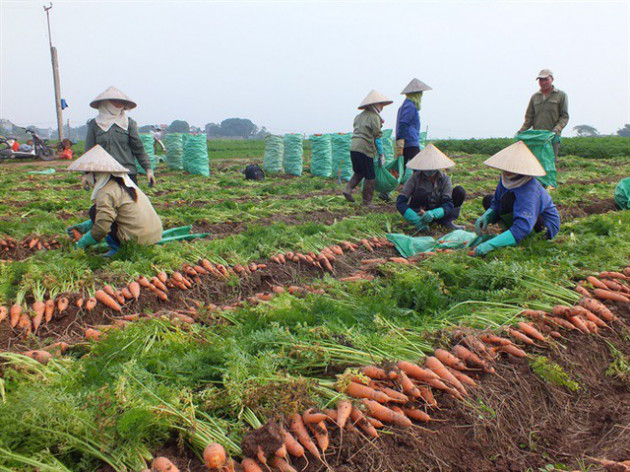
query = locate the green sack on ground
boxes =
[436,229,479,249]
[263,135,284,173]
[614,177,630,210]
[137,134,157,175]
[183,135,210,177]
[283,134,304,176]
[164,133,184,170]
[28,168,55,175]
[386,233,436,258]
[331,133,352,182]
[309,134,332,177]
[515,130,557,188]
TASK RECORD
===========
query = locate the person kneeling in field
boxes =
[65,145,163,257]
[396,144,465,232]
[473,141,560,256]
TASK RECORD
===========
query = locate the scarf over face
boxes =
[501,172,532,190]
[95,101,129,132]
[87,172,138,201]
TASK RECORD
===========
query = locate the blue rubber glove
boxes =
[419,207,445,225]
[474,230,516,256]
[474,209,496,235]
[403,208,427,230]
[75,231,98,249]
[66,219,93,237]
[374,137,384,156]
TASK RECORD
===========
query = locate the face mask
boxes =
[422,170,438,178]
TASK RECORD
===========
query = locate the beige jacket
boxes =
[519,87,569,135]
[350,109,383,158]
[92,179,163,244]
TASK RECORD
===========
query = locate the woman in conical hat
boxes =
[85,86,156,187]
[65,145,163,256]
[395,78,432,165]
[343,90,393,207]
[396,144,465,232]
[473,141,560,256]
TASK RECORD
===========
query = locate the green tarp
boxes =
[164,133,184,170]
[386,230,492,258]
[515,130,557,188]
[331,133,353,182]
[183,135,210,177]
[283,134,304,176]
[614,177,630,210]
[93,225,209,250]
[309,134,332,177]
[137,134,157,175]
[263,135,284,173]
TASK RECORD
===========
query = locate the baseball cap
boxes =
[536,69,553,79]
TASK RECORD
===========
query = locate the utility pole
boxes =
[44,3,63,141]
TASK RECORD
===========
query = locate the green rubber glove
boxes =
[75,231,98,249]
[419,207,445,225]
[403,208,427,230]
[66,219,93,237]
[474,209,496,235]
[474,230,516,256]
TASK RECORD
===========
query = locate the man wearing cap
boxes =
[65,145,163,256]
[85,86,156,186]
[344,90,393,207]
[518,69,569,158]
[474,141,560,256]
[396,144,465,232]
[396,78,432,165]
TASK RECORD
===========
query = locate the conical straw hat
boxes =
[67,145,130,173]
[358,90,393,109]
[401,78,432,94]
[406,144,455,171]
[483,141,546,176]
[90,86,137,109]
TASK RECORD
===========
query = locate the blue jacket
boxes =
[395,99,420,148]
[490,178,561,243]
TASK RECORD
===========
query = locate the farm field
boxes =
[0,141,629,472]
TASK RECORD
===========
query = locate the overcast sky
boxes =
[1,0,628,138]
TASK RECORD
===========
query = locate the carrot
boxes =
[157,271,168,283]
[569,316,590,333]
[508,328,536,345]
[377,386,410,404]
[547,316,578,331]
[389,257,410,264]
[137,276,151,288]
[360,239,374,252]
[281,428,304,458]
[289,413,320,459]
[24,350,53,365]
[584,319,599,333]
[552,305,571,317]
[151,277,169,293]
[579,297,616,322]
[343,381,393,403]
[128,281,141,300]
[241,458,264,472]
[44,299,55,322]
[453,345,494,373]
[417,385,438,407]
[574,285,591,298]
[56,297,69,313]
[151,457,180,472]
[302,408,328,424]
[362,399,412,427]
[84,297,97,312]
[593,288,629,303]
[349,406,378,438]
[519,309,547,320]
[255,445,267,465]
[425,356,467,394]
[306,420,329,452]
[479,334,512,346]
[120,287,133,300]
[0,305,7,323]
[71,228,82,241]
[274,443,287,459]
[268,456,297,472]
[496,344,528,358]
[600,271,628,280]
[435,348,469,371]
[75,297,84,309]
[10,303,22,328]
[44,341,70,354]
[330,245,344,256]
[446,366,478,388]
[32,301,45,332]
[360,365,390,380]
[397,360,440,383]
[18,313,31,335]
[203,443,227,468]
[586,276,608,290]
[336,400,352,430]
[517,322,547,342]
[403,407,432,423]
[396,370,421,398]
[95,289,121,312]
[570,306,607,328]
[600,278,628,293]
[366,417,384,428]
[84,328,102,341]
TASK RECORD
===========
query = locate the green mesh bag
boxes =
[331,133,352,182]
[164,133,184,170]
[283,134,303,176]
[614,178,630,210]
[515,130,557,188]
[309,134,332,177]
[136,134,156,175]
[263,135,284,173]
[182,135,210,177]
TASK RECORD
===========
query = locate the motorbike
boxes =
[0,128,55,161]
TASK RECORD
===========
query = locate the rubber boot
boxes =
[362,179,376,207]
[441,207,464,231]
[343,174,362,202]
[103,235,120,258]
[378,191,391,202]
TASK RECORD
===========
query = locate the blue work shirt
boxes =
[490,177,560,243]
[395,99,420,148]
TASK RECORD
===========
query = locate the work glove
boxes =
[66,219,93,238]
[75,231,98,249]
[419,207,445,225]
[147,169,156,188]
[474,209,497,235]
[474,230,516,257]
[403,208,427,231]
[395,139,405,157]
[378,154,385,167]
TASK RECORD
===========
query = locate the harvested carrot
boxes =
[574,285,591,298]
[425,356,467,395]
[0,305,7,323]
[157,271,168,283]
[44,299,55,322]
[302,408,328,424]
[57,297,69,313]
[547,316,578,331]
[349,406,378,438]
[268,456,297,472]
[120,287,133,300]
[453,345,494,373]
[289,413,320,459]
[360,365,390,380]
[76,297,84,309]
[592,288,629,303]
[281,428,304,458]
[330,245,343,255]
[31,301,45,332]
[496,344,528,358]
[417,385,438,407]
[479,334,512,346]
[336,400,352,430]
[274,443,287,459]
[600,271,628,280]
[44,341,70,354]
[85,297,97,311]
[151,277,168,293]
[362,399,412,427]
[306,420,329,452]
[403,407,432,423]
[128,281,141,300]
[517,322,547,342]
[569,316,590,333]
[10,303,22,328]
[508,328,536,346]
[377,386,410,404]
[360,239,374,252]
[552,305,571,317]
[586,276,608,290]
[579,297,616,322]
[241,458,264,472]
[95,289,121,312]
[397,360,440,383]
[24,350,53,365]
[396,370,421,398]
[18,313,31,334]
[344,381,392,403]
[600,278,628,293]
[446,366,477,388]
[389,257,409,264]
[151,457,179,472]
[366,417,384,428]
[435,348,469,371]
[584,319,599,333]
[71,228,82,241]
[84,328,102,341]
[570,306,607,328]
[137,276,151,288]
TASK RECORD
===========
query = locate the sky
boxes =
[1,0,629,138]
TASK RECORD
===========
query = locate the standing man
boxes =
[518,69,569,158]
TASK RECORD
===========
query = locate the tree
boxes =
[168,120,190,133]
[219,118,258,138]
[617,124,630,137]
[205,123,222,137]
[573,125,599,137]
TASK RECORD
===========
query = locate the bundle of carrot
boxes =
[574,270,630,304]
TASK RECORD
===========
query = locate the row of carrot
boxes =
[0,235,60,254]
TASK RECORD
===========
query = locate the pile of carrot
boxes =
[574,271,630,304]
[0,235,60,255]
